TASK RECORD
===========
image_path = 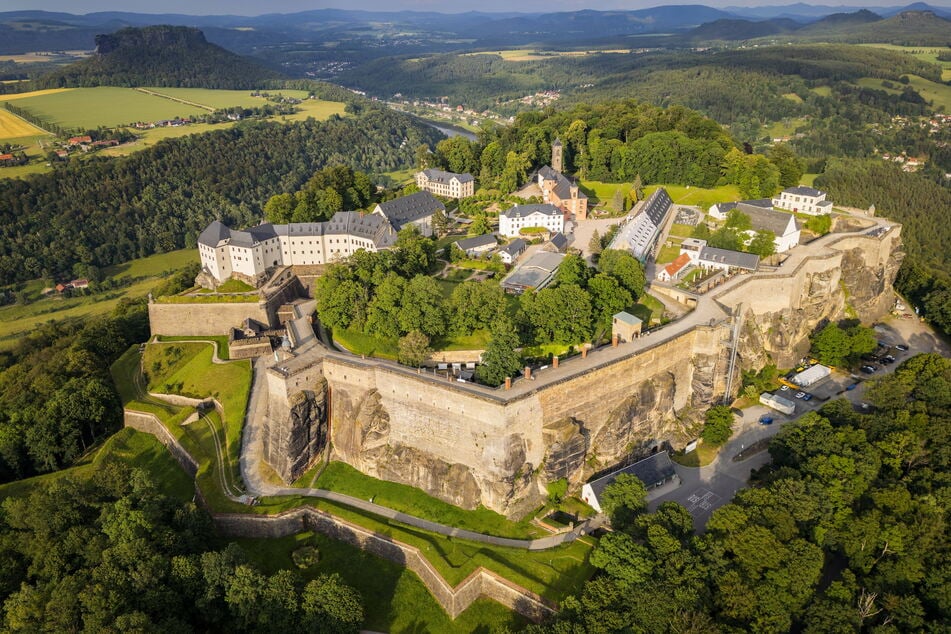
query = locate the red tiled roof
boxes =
[664,253,692,276]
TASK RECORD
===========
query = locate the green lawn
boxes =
[141,87,265,109]
[656,242,682,264]
[334,328,400,360]
[236,532,530,633]
[810,86,832,97]
[671,443,720,467]
[306,462,542,539]
[156,334,231,360]
[214,278,255,292]
[278,97,348,123]
[764,116,808,139]
[579,180,630,206]
[853,75,951,111]
[0,87,208,129]
[642,183,742,210]
[631,292,665,325]
[668,223,695,238]
[0,249,198,350]
[157,292,259,303]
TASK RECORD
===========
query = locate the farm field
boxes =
[859,44,951,81]
[0,248,197,349]
[99,121,236,156]
[465,48,630,61]
[854,75,951,110]
[140,87,265,109]
[0,108,47,138]
[0,87,208,129]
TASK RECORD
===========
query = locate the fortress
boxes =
[150,211,903,517]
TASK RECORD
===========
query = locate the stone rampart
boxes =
[212,507,556,621]
[148,301,272,336]
[124,410,198,478]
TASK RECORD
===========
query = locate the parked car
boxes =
[895,344,909,352]
[882,355,895,364]
[731,408,744,417]
[846,383,858,391]
[861,366,877,374]
[802,393,813,401]
[795,391,806,399]
[779,385,790,391]
[758,415,774,425]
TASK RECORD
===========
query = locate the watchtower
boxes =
[551,137,563,173]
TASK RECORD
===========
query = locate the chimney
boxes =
[612,334,619,347]
[524,366,531,380]
[552,356,559,369]
[505,377,512,390]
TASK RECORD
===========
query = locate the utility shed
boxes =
[581,452,679,513]
[790,364,831,387]
[760,392,796,415]
[612,311,643,342]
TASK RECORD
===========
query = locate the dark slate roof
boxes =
[641,187,673,227]
[714,199,772,213]
[501,203,562,219]
[500,238,526,256]
[549,232,568,251]
[501,252,565,290]
[551,137,562,147]
[198,220,231,248]
[455,234,497,251]
[421,168,474,184]
[783,186,824,197]
[539,165,587,201]
[699,246,760,270]
[376,191,445,230]
[586,452,677,501]
[735,203,796,236]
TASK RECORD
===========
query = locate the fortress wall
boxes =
[148,301,271,336]
[124,410,198,478]
[717,252,843,315]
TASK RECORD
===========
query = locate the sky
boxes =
[0,1,925,15]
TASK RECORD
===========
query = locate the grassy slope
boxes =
[0,248,197,349]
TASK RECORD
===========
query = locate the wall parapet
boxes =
[124,410,198,478]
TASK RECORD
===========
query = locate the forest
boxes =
[0,106,441,287]
[523,353,951,633]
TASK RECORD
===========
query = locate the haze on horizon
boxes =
[1,0,938,16]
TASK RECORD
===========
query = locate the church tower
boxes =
[551,137,563,173]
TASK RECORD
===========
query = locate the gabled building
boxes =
[708,198,772,221]
[537,165,588,220]
[773,186,832,216]
[501,251,566,293]
[735,203,801,252]
[198,212,398,284]
[415,168,475,199]
[499,203,565,238]
[453,234,497,257]
[608,187,673,262]
[657,253,692,282]
[499,238,527,264]
[581,452,680,513]
[373,191,444,237]
[697,246,760,273]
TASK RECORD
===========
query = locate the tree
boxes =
[769,143,804,188]
[415,144,432,170]
[810,322,853,367]
[588,273,633,325]
[468,213,491,236]
[398,276,446,338]
[599,473,647,529]
[527,284,593,344]
[435,136,477,174]
[589,230,603,257]
[397,330,432,367]
[394,226,436,276]
[499,151,530,193]
[447,282,506,336]
[264,193,296,223]
[747,231,776,258]
[701,405,734,446]
[555,254,591,287]
[300,574,364,633]
[611,189,624,213]
[315,271,368,332]
[632,174,643,202]
[597,249,646,298]
[365,273,406,339]
[431,208,450,237]
[476,318,523,387]
[725,209,752,231]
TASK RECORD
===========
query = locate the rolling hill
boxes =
[36,26,281,90]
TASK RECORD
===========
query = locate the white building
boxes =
[735,203,801,253]
[708,198,772,221]
[499,238,527,264]
[760,392,796,415]
[415,169,475,199]
[607,188,673,262]
[790,364,831,387]
[198,212,398,284]
[773,186,832,216]
[697,246,760,273]
[498,203,565,238]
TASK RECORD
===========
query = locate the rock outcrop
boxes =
[263,377,328,482]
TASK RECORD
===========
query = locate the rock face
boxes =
[263,377,328,482]
[263,226,902,516]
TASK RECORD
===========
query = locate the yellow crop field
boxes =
[0,88,73,101]
[0,109,47,138]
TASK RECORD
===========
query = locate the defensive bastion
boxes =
[157,220,903,517]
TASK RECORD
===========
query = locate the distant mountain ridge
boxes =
[36,26,280,90]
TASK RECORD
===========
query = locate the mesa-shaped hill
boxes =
[37,25,281,89]
[795,9,951,44]
[686,17,802,40]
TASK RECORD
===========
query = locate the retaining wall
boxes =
[213,507,557,621]
[124,410,198,478]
